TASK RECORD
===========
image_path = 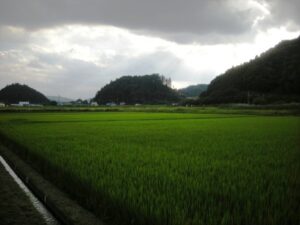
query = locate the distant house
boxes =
[19,101,30,106]
[12,101,30,106]
[10,101,43,107]
[90,101,98,106]
[0,102,5,107]
[106,102,117,106]
[120,102,126,106]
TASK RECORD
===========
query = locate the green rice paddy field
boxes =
[0,112,299,225]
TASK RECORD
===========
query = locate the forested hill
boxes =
[200,36,300,104]
[0,83,50,104]
[179,84,208,97]
[94,74,179,104]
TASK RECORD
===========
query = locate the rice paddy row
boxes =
[0,112,299,225]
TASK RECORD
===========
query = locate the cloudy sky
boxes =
[0,0,299,99]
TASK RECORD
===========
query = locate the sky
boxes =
[0,0,299,99]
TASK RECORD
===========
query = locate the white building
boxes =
[18,101,30,106]
[0,102,5,107]
[11,101,30,107]
[90,101,98,106]
[106,102,117,106]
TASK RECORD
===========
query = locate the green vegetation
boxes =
[0,83,50,105]
[94,74,179,104]
[201,36,300,104]
[1,104,300,115]
[179,84,208,97]
[0,112,299,225]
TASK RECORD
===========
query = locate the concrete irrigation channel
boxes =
[0,155,60,225]
[0,143,105,225]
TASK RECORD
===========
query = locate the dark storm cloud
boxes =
[0,0,261,43]
[0,47,203,98]
[0,27,29,51]
[259,0,300,29]
[110,51,206,83]
[1,0,299,99]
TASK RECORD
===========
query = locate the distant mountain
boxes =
[200,36,300,104]
[179,84,208,97]
[47,96,74,103]
[0,83,50,104]
[94,74,180,104]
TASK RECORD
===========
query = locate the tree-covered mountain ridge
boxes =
[0,83,50,104]
[200,36,300,104]
[94,74,179,104]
